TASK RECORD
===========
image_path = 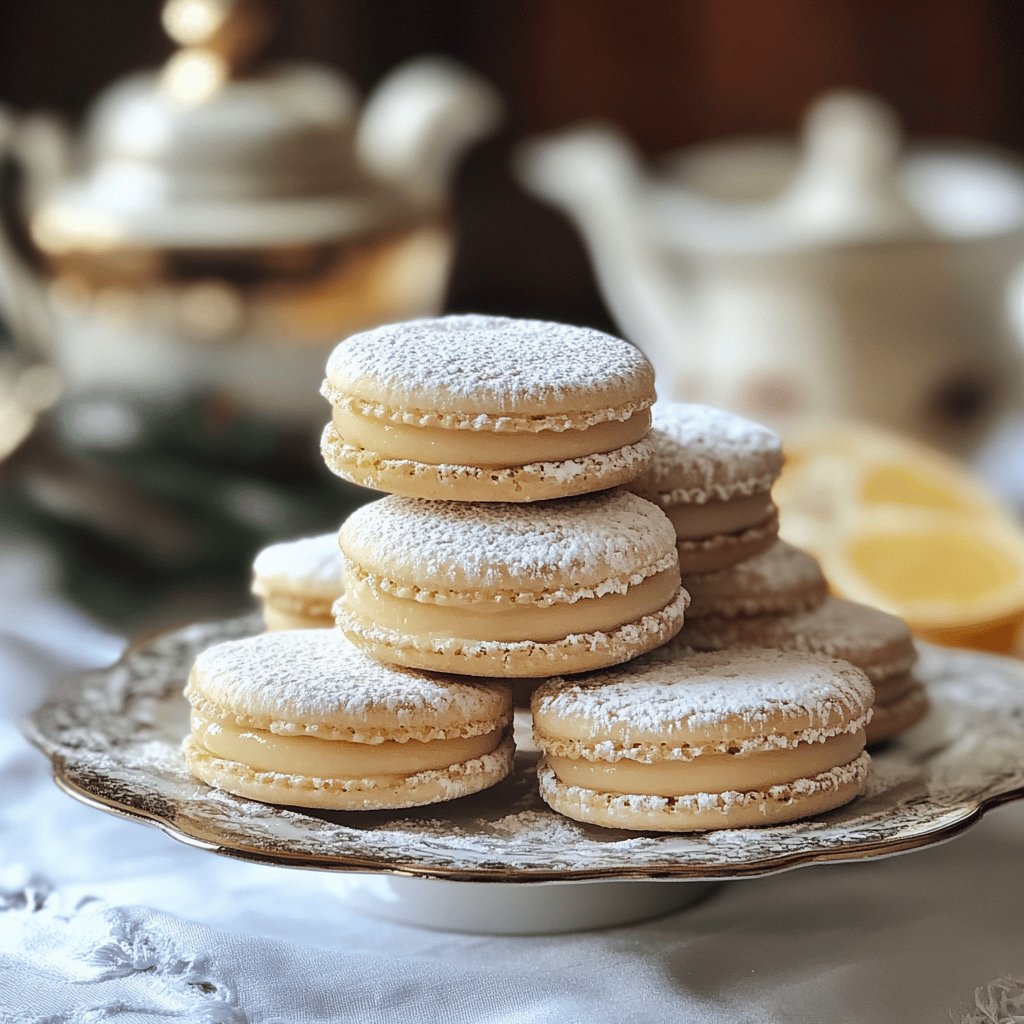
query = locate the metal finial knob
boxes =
[162,0,272,75]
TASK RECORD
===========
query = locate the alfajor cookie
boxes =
[682,597,928,746]
[252,533,344,630]
[532,647,872,832]
[320,314,655,502]
[183,629,514,810]
[684,540,828,620]
[634,403,782,572]
[335,489,688,677]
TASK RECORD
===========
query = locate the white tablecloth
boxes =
[1,543,1022,1023]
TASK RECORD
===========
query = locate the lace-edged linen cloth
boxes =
[1,545,1022,1023]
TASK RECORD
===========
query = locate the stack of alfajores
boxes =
[182,315,923,831]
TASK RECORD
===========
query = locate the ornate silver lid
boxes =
[32,0,499,252]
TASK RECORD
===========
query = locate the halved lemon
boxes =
[779,419,1005,518]
[777,419,1024,652]
[817,508,1024,653]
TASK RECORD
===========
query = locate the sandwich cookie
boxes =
[183,629,514,810]
[335,489,688,677]
[252,533,344,630]
[684,540,828,620]
[635,403,782,572]
[682,597,927,746]
[532,647,872,831]
[320,314,656,502]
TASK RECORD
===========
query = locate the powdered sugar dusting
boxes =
[325,315,654,416]
[339,489,678,592]
[685,540,827,619]
[682,597,917,681]
[533,647,873,740]
[637,403,782,505]
[188,629,510,742]
[252,533,343,600]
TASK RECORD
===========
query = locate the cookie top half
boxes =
[532,647,873,754]
[252,532,344,601]
[638,403,783,506]
[684,540,828,619]
[685,596,917,682]
[322,314,655,428]
[339,489,679,597]
[186,629,511,743]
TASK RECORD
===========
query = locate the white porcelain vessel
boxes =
[336,876,716,934]
[519,92,1024,454]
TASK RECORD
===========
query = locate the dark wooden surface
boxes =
[1,0,1023,329]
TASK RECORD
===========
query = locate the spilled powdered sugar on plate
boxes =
[25,615,1024,881]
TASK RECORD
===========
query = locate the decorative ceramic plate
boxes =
[25,615,1024,883]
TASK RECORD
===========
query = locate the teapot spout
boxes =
[357,57,501,207]
[516,126,694,397]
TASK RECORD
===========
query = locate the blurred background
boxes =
[5,0,1024,328]
[5,0,1024,650]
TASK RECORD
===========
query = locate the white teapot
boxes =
[0,0,500,427]
[519,92,1024,454]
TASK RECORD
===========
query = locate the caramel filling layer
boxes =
[342,569,681,643]
[262,603,334,631]
[668,494,774,542]
[332,405,651,468]
[191,713,503,778]
[547,729,865,796]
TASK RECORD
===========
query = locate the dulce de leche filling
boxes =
[332,405,651,468]
[262,597,335,631]
[342,569,681,644]
[547,729,865,796]
[191,712,503,779]
[667,492,775,542]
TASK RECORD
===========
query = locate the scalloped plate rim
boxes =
[40,753,1024,884]
[23,614,1024,884]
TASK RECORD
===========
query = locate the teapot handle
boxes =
[0,107,70,356]
[357,58,501,206]
[517,127,695,397]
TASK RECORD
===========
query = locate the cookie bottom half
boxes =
[536,752,869,832]
[262,602,335,631]
[676,512,780,574]
[336,588,688,678]
[320,423,654,502]
[183,734,515,811]
[865,684,929,747]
